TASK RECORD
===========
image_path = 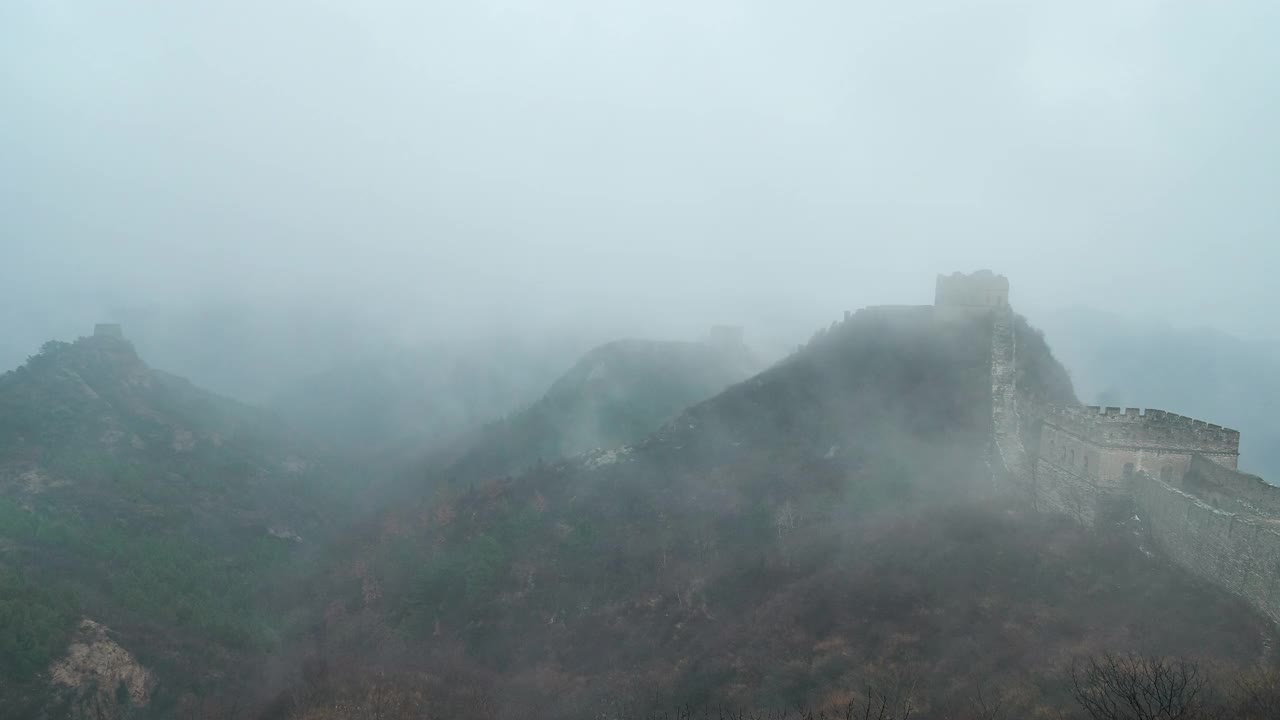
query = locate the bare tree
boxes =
[1070,653,1212,720]
[1230,668,1280,720]
[961,681,1004,720]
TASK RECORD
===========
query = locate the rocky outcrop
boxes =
[49,619,154,719]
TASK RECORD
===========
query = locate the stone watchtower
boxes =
[934,270,1009,310]
[94,323,124,339]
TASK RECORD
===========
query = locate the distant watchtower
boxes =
[94,323,124,339]
[934,270,1009,309]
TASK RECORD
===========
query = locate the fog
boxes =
[8,7,1280,714]
[4,1,1280,385]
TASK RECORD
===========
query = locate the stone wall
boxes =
[942,269,1280,625]
[1042,406,1240,468]
[1039,423,1105,486]
[1035,456,1101,525]
[990,306,1028,493]
[929,272,1024,496]
[1034,405,1243,525]
[1036,410,1280,624]
[1133,471,1280,625]
[1185,455,1280,517]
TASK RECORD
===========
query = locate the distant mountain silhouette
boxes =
[430,337,759,483]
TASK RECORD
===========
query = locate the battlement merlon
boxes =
[1043,405,1241,456]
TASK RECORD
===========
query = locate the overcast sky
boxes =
[4,0,1279,369]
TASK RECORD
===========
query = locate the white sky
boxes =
[3,1,1279,362]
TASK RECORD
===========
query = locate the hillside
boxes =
[0,333,349,719]
[270,308,1277,719]
[431,338,758,483]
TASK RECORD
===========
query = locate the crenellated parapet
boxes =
[1042,405,1240,460]
[921,271,1280,627]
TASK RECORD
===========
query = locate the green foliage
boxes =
[0,496,83,547]
[462,534,506,601]
[0,331,362,716]
[407,533,510,635]
[0,492,292,684]
[443,339,754,481]
[493,505,542,547]
[0,566,78,681]
[90,527,290,649]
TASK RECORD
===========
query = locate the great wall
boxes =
[931,271,1280,625]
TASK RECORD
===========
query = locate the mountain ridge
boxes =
[275,307,1275,719]
[0,332,348,719]
[427,336,758,484]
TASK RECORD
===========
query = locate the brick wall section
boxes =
[1043,406,1240,469]
[932,272,1031,496]
[1035,406,1280,624]
[927,269,1280,625]
[1185,455,1280,517]
[1035,406,1243,528]
[1039,423,1105,485]
[1133,471,1280,625]
[1035,456,1101,525]
[990,306,1028,491]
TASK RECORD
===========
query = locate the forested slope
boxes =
[279,310,1272,719]
[0,335,348,718]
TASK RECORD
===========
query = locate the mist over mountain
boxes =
[0,330,350,718]
[7,1,1280,718]
[4,287,1280,719]
[429,335,759,483]
[267,341,577,460]
[282,307,1273,719]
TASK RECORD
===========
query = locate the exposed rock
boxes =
[49,619,155,719]
[21,467,49,494]
[171,429,195,452]
[584,446,631,469]
[269,526,303,542]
